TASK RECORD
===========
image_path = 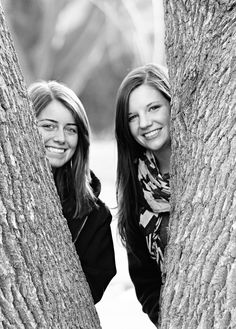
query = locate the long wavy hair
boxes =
[115,63,171,246]
[28,80,96,218]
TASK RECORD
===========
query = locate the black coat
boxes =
[63,172,116,304]
[127,220,161,325]
[126,184,169,325]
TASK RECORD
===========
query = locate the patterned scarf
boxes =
[138,151,170,269]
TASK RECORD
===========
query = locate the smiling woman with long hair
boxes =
[115,63,171,326]
[28,80,116,304]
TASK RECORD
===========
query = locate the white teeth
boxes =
[47,147,65,154]
[144,129,160,138]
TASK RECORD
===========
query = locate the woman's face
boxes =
[37,99,78,168]
[128,84,171,154]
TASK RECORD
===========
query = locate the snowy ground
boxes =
[90,139,155,329]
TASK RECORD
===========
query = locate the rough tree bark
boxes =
[160,1,236,328]
[0,3,101,329]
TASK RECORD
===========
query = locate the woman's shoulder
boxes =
[87,197,112,227]
[88,170,112,223]
[90,170,101,198]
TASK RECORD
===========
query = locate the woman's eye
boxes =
[128,114,138,122]
[65,127,78,134]
[40,124,57,130]
[149,105,160,112]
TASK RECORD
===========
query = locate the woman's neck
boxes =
[153,146,171,175]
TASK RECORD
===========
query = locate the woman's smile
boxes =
[143,128,162,139]
[46,146,67,154]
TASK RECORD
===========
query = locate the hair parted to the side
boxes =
[28,80,96,218]
[115,63,171,246]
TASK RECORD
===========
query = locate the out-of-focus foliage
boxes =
[3,0,165,136]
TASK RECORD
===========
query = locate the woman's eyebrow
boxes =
[37,118,57,123]
[37,119,77,126]
[147,101,159,107]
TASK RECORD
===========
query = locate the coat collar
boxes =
[90,170,101,198]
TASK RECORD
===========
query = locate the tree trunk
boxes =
[160,1,236,328]
[0,3,101,328]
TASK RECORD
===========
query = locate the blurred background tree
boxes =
[2,0,165,137]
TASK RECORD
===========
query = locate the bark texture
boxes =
[0,3,101,328]
[160,1,236,328]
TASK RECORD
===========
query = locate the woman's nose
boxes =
[139,113,152,129]
[53,127,66,143]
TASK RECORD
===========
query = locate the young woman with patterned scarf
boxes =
[115,63,171,326]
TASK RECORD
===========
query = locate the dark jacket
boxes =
[126,185,169,325]
[63,172,116,304]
